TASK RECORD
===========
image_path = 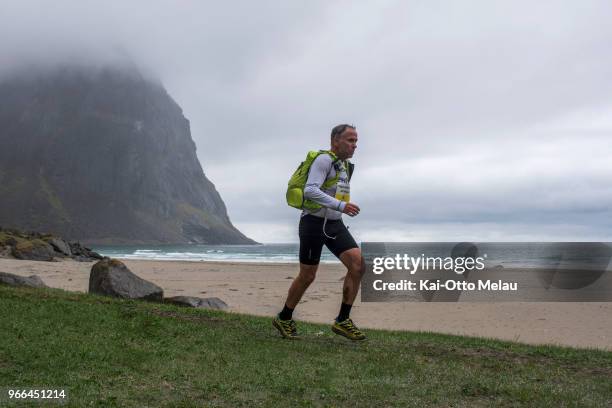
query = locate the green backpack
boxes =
[286,150,352,210]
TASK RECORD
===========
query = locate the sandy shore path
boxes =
[2,258,610,350]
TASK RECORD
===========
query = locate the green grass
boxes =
[0,285,611,407]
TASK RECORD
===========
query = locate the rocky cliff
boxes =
[0,65,255,245]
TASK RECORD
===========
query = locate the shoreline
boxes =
[1,257,610,351]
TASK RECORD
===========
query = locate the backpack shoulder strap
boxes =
[319,149,340,164]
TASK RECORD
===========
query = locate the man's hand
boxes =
[342,202,360,217]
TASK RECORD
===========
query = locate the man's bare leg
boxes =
[338,248,365,305]
[273,263,319,339]
[331,247,367,340]
[285,263,319,309]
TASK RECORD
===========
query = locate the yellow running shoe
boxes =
[273,316,299,339]
[332,318,366,341]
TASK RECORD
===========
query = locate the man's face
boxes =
[333,128,358,159]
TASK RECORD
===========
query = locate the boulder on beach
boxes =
[46,237,72,257]
[11,239,56,261]
[69,241,104,262]
[89,258,163,301]
[0,245,12,258]
[164,295,228,310]
[0,272,48,288]
[0,228,103,261]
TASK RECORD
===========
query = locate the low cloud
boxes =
[2,0,611,242]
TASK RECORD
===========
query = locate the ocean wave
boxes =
[95,244,341,264]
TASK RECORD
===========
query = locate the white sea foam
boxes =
[94,244,342,263]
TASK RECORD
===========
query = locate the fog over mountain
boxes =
[0,65,255,245]
[1,1,611,242]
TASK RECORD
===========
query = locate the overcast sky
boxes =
[2,0,611,243]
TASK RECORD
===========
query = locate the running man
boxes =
[273,124,366,340]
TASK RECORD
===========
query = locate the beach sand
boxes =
[1,258,610,350]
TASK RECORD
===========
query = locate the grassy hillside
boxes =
[1,285,611,407]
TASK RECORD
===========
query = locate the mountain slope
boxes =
[0,66,255,245]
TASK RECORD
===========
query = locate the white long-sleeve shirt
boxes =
[302,153,349,220]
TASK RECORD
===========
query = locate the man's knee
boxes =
[302,272,316,285]
[341,249,364,277]
[351,256,365,278]
[299,263,318,284]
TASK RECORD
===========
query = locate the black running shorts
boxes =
[299,214,359,265]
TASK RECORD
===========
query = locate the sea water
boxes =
[93,243,340,263]
[92,242,612,269]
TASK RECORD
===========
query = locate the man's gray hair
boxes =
[330,124,356,139]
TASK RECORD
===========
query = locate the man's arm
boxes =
[303,154,347,212]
